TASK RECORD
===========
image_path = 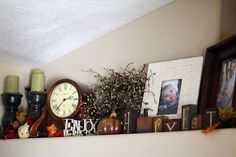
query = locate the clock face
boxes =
[48,80,82,118]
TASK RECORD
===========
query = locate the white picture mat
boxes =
[142,56,203,119]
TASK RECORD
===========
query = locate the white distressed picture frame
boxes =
[142,56,203,119]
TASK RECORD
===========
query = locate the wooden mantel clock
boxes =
[47,79,83,119]
[30,79,85,137]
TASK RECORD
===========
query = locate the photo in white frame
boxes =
[141,56,203,119]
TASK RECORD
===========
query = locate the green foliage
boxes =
[85,63,147,120]
[218,106,236,122]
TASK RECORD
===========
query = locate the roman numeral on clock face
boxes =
[58,86,62,91]
[63,110,66,117]
[52,104,57,110]
[72,103,77,108]
[64,84,67,90]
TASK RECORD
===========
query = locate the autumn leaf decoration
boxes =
[202,106,236,134]
[218,106,236,122]
[47,124,57,137]
[202,122,221,134]
[47,124,63,137]
[16,112,27,124]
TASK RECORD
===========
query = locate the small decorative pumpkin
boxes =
[97,111,121,135]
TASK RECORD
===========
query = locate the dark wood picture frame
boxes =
[198,34,236,114]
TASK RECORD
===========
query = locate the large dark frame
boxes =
[198,34,236,114]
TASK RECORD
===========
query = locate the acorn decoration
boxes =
[97,111,121,135]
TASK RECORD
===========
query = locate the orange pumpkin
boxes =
[97,112,121,135]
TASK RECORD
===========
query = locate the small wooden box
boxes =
[136,116,153,133]
[181,104,197,130]
[163,119,181,132]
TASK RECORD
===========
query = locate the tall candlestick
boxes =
[31,69,45,92]
[5,75,19,93]
[1,93,22,126]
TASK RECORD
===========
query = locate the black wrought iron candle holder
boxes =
[1,93,23,126]
[26,91,47,121]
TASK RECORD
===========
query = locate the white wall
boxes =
[41,0,221,86]
[221,0,236,39]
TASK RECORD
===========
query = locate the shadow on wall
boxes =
[221,0,236,39]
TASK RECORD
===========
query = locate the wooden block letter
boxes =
[181,104,197,130]
[123,109,138,134]
[152,116,168,132]
[163,119,181,132]
[203,108,218,129]
[191,115,202,130]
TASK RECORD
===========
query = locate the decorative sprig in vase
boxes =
[85,63,147,120]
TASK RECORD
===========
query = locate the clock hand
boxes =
[64,96,73,101]
[56,96,73,112]
[55,98,66,112]
[55,96,73,112]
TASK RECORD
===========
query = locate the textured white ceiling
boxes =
[0,0,174,67]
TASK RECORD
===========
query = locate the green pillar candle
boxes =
[31,69,45,92]
[5,75,19,93]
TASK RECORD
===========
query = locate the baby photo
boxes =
[157,79,182,115]
[216,58,236,109]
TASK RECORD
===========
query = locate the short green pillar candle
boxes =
[5,75,19,93]
[31,69,45,92]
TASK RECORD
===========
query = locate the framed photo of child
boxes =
[157,79,182,115]
[198,34,236,113]
[216,58,236,109]
[142,56,203,119]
